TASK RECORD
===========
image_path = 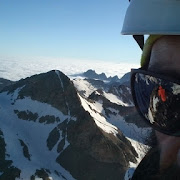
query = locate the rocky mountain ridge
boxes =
[0,70,151,180]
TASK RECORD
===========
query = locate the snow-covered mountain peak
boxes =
[0,70,152,180]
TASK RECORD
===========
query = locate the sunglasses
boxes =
[131,69,180,136]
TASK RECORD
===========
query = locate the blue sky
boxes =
[0,0,141,64]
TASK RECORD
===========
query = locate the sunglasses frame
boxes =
[131,68,180,136]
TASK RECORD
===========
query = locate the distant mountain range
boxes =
[72,69,130,85]
[0,70,151,180]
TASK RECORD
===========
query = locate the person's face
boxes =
[148,36,180,176]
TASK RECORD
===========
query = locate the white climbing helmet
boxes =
[121,0,180,35]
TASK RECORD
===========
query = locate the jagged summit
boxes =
[2,70,81,117]
[72,69,126,83]
[83,69,107,80]
[83,69,121,82]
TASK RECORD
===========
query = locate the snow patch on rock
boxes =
[79,94,118,136]
[103,92,128,106]
[73,78,97,97]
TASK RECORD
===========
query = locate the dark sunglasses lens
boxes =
[133,72,180,135]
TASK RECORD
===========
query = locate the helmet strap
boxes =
[133,35,144,50]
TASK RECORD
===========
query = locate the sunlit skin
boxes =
[148,35,180,172]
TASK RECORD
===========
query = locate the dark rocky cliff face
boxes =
[0,130,21,179]
[108,84,133,105]
[0,70,140,180]
[60,111,138,180]
[0,78,14,91]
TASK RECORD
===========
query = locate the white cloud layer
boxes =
[0,56,139,81]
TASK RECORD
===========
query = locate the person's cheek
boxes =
[156,131,180,171]
[177,149,180,167]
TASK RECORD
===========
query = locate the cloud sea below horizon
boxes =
[0,56,140,81]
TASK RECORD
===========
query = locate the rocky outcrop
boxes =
[83,70,107,80]
[0,78,14,91]
[108,84,133,105]
[0,129,21,179]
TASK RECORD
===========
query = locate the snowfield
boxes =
[0,89,75,180]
